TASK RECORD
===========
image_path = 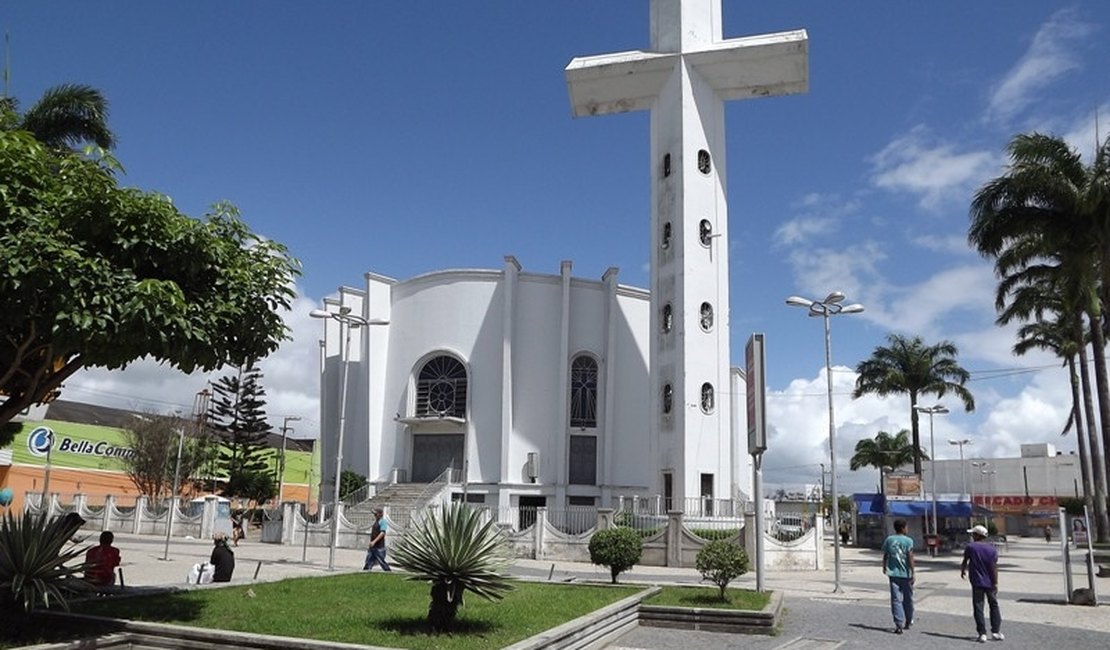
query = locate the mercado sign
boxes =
[973,495,1058,515]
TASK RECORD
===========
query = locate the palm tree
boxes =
[390,502,514,631]
[969,132,1110,542]
[853,334,975,476]
[849,429,926,491]
[1,83,115,150]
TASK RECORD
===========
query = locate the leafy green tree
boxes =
[588,527,643,584]
[390,502,514,631]
[969,132,1110,542]
[1,83,115,150]
[0,130,299,444]
[695,540,749,601]
[339,469,367,501]
[0,511,88,639]
[120,412,211,499]
[210,362,273,499]
[852,334,974,476]
[849,429,926,490]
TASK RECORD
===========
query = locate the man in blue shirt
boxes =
[882,518,916,633]
[961,524,1002,642]
[363,507,392,571]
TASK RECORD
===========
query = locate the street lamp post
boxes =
[948,438,972,501]
[277,415,302,503]
[786,291,864,594]
[982,469,996,528]
[971,461,989,526]
[915,404,948,536]
[310,306,389,571]
[162,389,210,562]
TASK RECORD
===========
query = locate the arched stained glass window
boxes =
[415,355,468,418]
[570,355,599,428]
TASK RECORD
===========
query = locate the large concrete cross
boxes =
[565,0,807,507]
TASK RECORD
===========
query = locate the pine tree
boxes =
[209,361,274,499]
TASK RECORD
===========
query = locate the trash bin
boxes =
[924,534,941,555]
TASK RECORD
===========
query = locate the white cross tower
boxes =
[566,0,807,511]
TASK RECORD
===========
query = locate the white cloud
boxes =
[774,216,837,246]
[870,264,997,336]
[786,241,887,306]
[870,126,998,210]
[984,8,1095,125]
[1060,103,1110,163]
[975,369,1074,459]
[61,286,325,439]
[911,233,974,256]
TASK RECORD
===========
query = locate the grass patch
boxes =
[65,573,640,649]
[644,585,770,611]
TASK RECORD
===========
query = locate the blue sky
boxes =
[6,2,1109,493]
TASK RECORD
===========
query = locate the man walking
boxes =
[363,507,392,571]
[882,518,916,634]
[961,524,1002,642]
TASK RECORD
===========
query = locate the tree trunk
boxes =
[909,393,922,476]
[428,581,464,631]
[1083,308,1110,542]
[1067,354,1093,502]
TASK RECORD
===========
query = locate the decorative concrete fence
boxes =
[24,492,223,540]
[26,495,823,571]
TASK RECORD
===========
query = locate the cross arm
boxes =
[565,50,679,118]
[686,29,808,99]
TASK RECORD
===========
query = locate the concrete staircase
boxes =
[345,482,436,530]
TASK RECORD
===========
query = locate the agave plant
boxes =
[0,511,89,636]
[390,502,514,631]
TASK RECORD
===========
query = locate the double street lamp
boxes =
[310,306,389,571]
[915,404,948,536]
[948,438,972,501]
[786,291,864,594]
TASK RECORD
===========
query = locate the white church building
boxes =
[314,0,806,522]
[315,257,751,516]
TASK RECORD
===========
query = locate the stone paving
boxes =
[86,530,1108,649]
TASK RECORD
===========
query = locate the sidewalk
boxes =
[88,531,1110,645]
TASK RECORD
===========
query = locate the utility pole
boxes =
[278,416,302,502]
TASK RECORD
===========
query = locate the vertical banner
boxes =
[745,333,767,455]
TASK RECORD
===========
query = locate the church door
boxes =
[411,434,464,483]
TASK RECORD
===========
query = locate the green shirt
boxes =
[882,534,914,578]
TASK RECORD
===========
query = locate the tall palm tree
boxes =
[0,83,115,150]
[969,132,1110,542]
[849,429,926,492]
[853,334,975,476]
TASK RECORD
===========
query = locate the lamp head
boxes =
[309,309,331,319]
[823,291,846,304]
[839,303,865,314]
[785,296,813,308]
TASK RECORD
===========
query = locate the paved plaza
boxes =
[84,531,1108,649]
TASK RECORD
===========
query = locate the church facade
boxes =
[315,256,750,514]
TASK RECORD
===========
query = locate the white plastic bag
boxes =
[187,562,215,585]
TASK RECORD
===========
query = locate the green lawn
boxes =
[63,574,642,650]
[643,585,770,610]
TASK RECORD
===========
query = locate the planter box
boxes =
[638,590,783,635]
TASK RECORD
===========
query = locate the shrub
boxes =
[695,540,749,600]
[588,527,643,584]
[390,502,514,631]
[0,511,89,639]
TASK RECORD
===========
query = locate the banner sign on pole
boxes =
[746,333,767,455]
